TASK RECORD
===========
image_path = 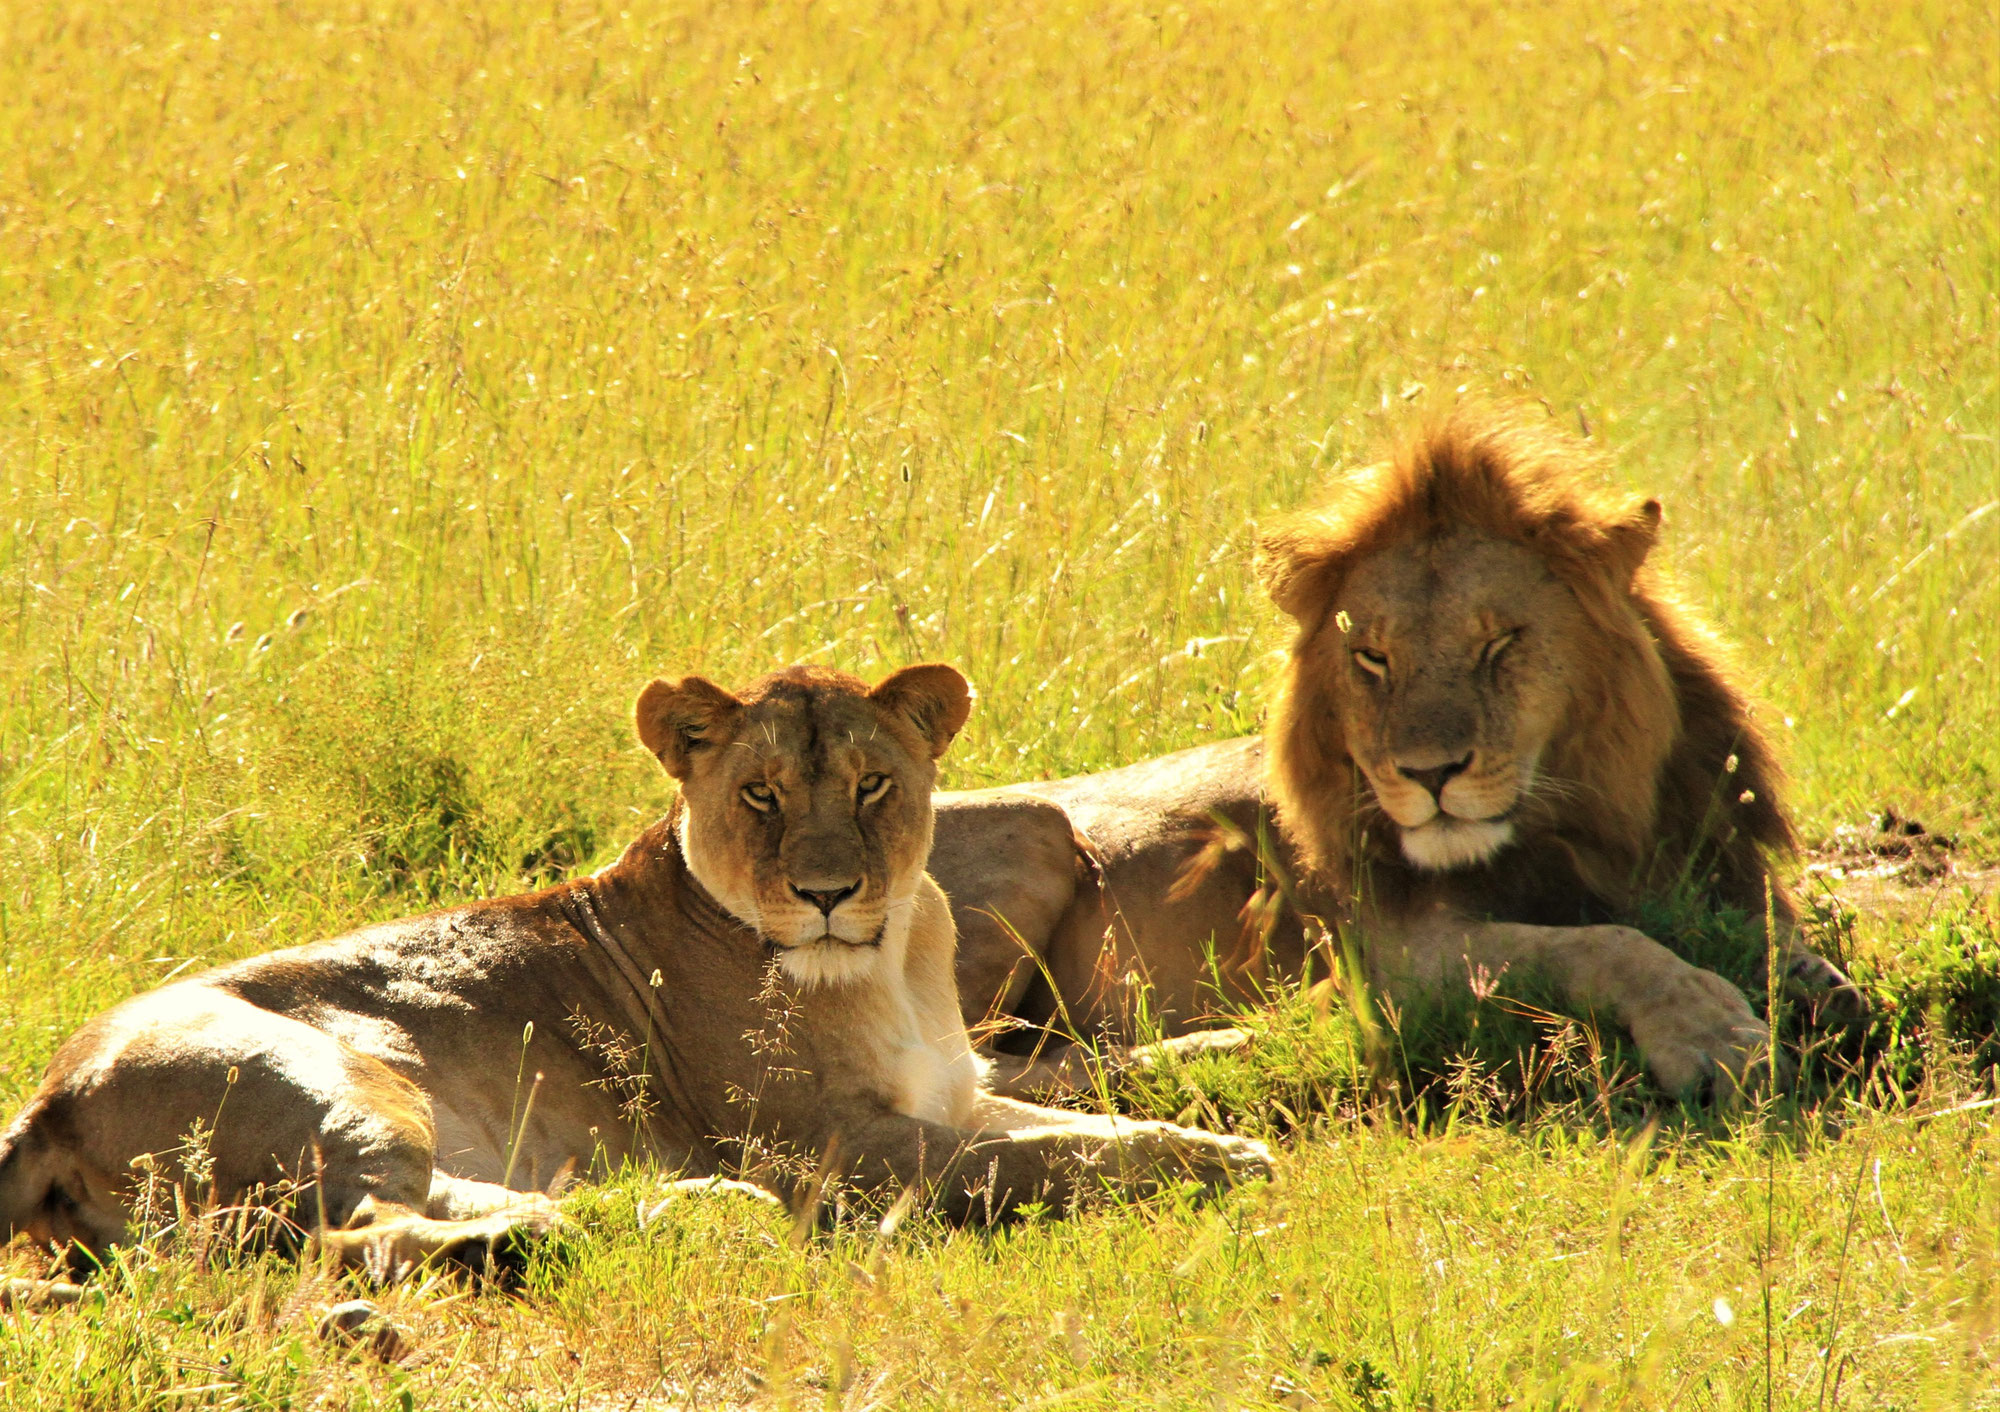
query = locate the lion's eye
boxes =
[1480,630,1520,666]
[1352,648,1389,679]
[740,782,777,812]
[858,773,892,805]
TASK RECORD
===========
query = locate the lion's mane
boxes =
[1257,410,1794,923]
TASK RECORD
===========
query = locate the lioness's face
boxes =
[1328,530,1587,871]
[636,665,971,986]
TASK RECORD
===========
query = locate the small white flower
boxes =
[1713,1297,1735,1326]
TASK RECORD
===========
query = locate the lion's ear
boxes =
[1601,497,1662,583]
[1256,526,1348,624]
[635,675,744,780]
[872,663,972,759]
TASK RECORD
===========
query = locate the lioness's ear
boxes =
[1601,498,1662,584]
[635,675,744,780]
[871,663,972,759]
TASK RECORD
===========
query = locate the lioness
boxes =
[0,664,1269,1286]
[933,414,1862,1097]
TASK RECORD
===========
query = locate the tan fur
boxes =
[0,666,1269,1288]
[933,412,1860,1098]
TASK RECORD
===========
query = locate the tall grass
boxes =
[0,0,1993,1405]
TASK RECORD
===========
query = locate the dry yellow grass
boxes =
[0,0,1993,1405]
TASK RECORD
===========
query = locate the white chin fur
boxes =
[678,813,920,988]
[775,940,884,988]
[772,888,916,988]
[1399,817,1514,871]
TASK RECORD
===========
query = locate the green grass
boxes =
[0,0,1994,1405]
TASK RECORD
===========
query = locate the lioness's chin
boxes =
[773,937,885,988]
[1399,817,1514,871]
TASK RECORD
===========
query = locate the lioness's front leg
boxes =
[983,1030,1256,1101]
[1390,915,1781,1097]
[318,1181,565,1284]
[823,1101,1271,1224]
[968,1092,1273,1195]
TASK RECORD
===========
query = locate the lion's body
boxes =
[936,414,1858,1096]
[934,736,1306,1042]
[0,667,1268,1282]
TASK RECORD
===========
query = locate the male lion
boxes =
[932,414,1861,1097]
[0,664,1269,1292]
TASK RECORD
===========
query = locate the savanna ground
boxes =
[1,0,1995,1406]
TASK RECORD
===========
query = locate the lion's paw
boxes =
[1626,966,1790,1100]
[0,1278,87,1310]
[1206,1131,1277,1185]
[1783,949,1870,1029]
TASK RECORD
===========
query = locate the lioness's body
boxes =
[0,666,1267,1279]
[0,827,942,1261]
[936,415,1861,1098]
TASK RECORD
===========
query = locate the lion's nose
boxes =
[1397,753,1473,803]
[791,880,860,916]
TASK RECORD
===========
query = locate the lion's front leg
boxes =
[1392,916,1785,1098]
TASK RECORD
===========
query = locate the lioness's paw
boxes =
[1125,1122,1275,1189]
[1206,1131,1277,1184]
[1626,966,1790,1100]
[0,1278,87,1309]
[1783,950,1870,1029]
[640,1176,783,1229]
[323,1198,566,1286]
[435,1199,568,1281]
[318,1299,411,1362]
[1129,1027,1256,1071]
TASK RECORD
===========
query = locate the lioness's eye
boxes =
[1352,648,1389,678]
[1480,630,1520,666]
[858,773,892,804]
[741,782,777,811]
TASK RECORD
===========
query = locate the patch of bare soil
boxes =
[1805,809,2000,920]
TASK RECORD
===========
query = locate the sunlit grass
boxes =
[0,0,1993,1405]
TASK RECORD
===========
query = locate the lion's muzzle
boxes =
[1398,815,1516,871]
[1363,752,1529,871]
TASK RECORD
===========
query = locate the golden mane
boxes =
[1258,409,1794,923]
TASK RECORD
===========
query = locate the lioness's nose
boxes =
[1397,752,1473,802]
[791,880,860,915]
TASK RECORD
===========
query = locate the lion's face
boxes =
[1323,530,1587,871]
[635,664,971,986]
[1261,415,1684,894]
